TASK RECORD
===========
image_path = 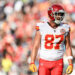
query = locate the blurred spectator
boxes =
[0,0,74,75]
[14,0,23,12]
[4,3,14,15]
[1,49,12,75]
[62,0,75,13]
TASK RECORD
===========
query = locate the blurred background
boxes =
[0,0,75,75]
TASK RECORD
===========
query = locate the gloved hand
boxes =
[66,64,73,74]
[29,63,37,72]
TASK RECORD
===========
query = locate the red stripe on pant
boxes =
[38,58,63,75]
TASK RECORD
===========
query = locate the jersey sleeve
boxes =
[35,23,43,35]
[66,25,70,32]
[35,23,40,31]
[64,24,70,36]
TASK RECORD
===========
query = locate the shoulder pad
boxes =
[63,24,70,32]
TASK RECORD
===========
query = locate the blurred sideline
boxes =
[0,0,75,75]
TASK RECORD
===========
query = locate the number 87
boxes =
[44,34,64,50]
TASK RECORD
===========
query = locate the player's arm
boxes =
[31,30,41,63]
[65,30,73,74]
[65,32,73,64]
[29,30,41,72]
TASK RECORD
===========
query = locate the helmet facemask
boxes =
[54,10,65,24]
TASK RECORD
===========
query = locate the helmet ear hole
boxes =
[51,13,54,16]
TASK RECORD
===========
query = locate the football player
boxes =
[29,4,73,75]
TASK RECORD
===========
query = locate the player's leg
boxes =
[38,65,50,75]
[51,67,63,75]
[38,59,50,75]
[51,59,63,75]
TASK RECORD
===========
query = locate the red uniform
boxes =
[39,59,63,75]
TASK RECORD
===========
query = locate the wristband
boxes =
[67,56,73,60]
[30,62,35,65]
[69,64,73,66]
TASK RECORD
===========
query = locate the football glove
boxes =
[66,64,73,74]
[29,63,37,72]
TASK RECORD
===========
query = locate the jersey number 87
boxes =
[45,34,64,50]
